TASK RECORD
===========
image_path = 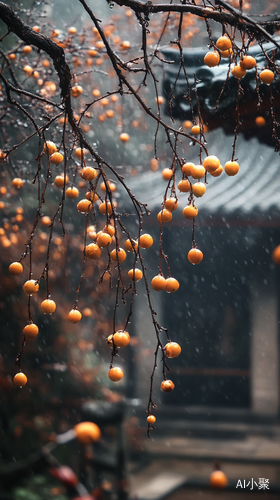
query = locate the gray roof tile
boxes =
[127,128,280,216]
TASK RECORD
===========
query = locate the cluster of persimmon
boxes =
[148,153,241,417]
[106,330,130,383]
[4,0,275,434]
[43,142,117,299]
[147,341,182,425]
[10,138,158,387]
[204,34,275,85]
[9,265,57,387]
[83,230,153,287]
[84,226,153,291]
[160,155,239,268]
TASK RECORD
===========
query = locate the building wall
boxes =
[132,222,280,417]
[251,274,279,415]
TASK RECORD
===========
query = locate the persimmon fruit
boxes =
[77,199,92,213]
[204,51,220,67]
[203,155,220,173]
[128,268,143,281]
[155,96,165,105]
[178,179,191,192]
[210,165,223,177]
[164,342,181,358]
[224,161,239,176]
[192,182,206,198]
[100,181,116,192]
[120,133,130,142]
[23,323,39,339]
[12,178,24,189]
[160,380,175,392]
[209,470,228,489]
[259,69,275,84]
[113,330,130,347]
[165,197,178,212]
[182,205,198,219]
[83,308,92,317]
[157,209,172,223]
[43,141,57,155]
[240,55,257,70]
[68,309,82,323]
[139,234,153,249]
[216,35,232,51]
[151,275,166,291]
[42,216,51,226]
[182,162,195,176]
[23,280,39,295]
[66,187,79,198]
[124,239,138,252]
[85,243,101,260]
[220,48,232,58]
[231,64,246,79]
[92,89,101,97]
[191,125,200,135]
[108,367,124,382]
[272,245,280,265]
[23,64,33,75]
[165,278,179,293]
[104,225,115,237]
[54,174,69,188]
[191,165,206,179]
[150,158,159,171]
[86,192,99,203]
[188,248,204,264]
[50,152,64,165]
[120,40,131,50]
[255,116,265,127]
[13,372,27,387]
[96,232,112,248]
[162,168,173,181]
[75,148,89,159]
[182,120,192,131]
[110,248,127,263]
[9,262,23,275]
[99,202,113,215]
[41,299,57,314]
[74,422,101,443]
[80,167,97,181]
[71,85,83,98]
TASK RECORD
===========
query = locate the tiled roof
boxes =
[161,41,280,124]
[127,128,280,217]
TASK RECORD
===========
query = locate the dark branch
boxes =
[112,0,280,47]
[0,1,72,99]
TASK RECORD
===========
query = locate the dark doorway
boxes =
[161,223,251,408]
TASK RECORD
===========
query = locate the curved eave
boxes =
[126,129,280,218]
